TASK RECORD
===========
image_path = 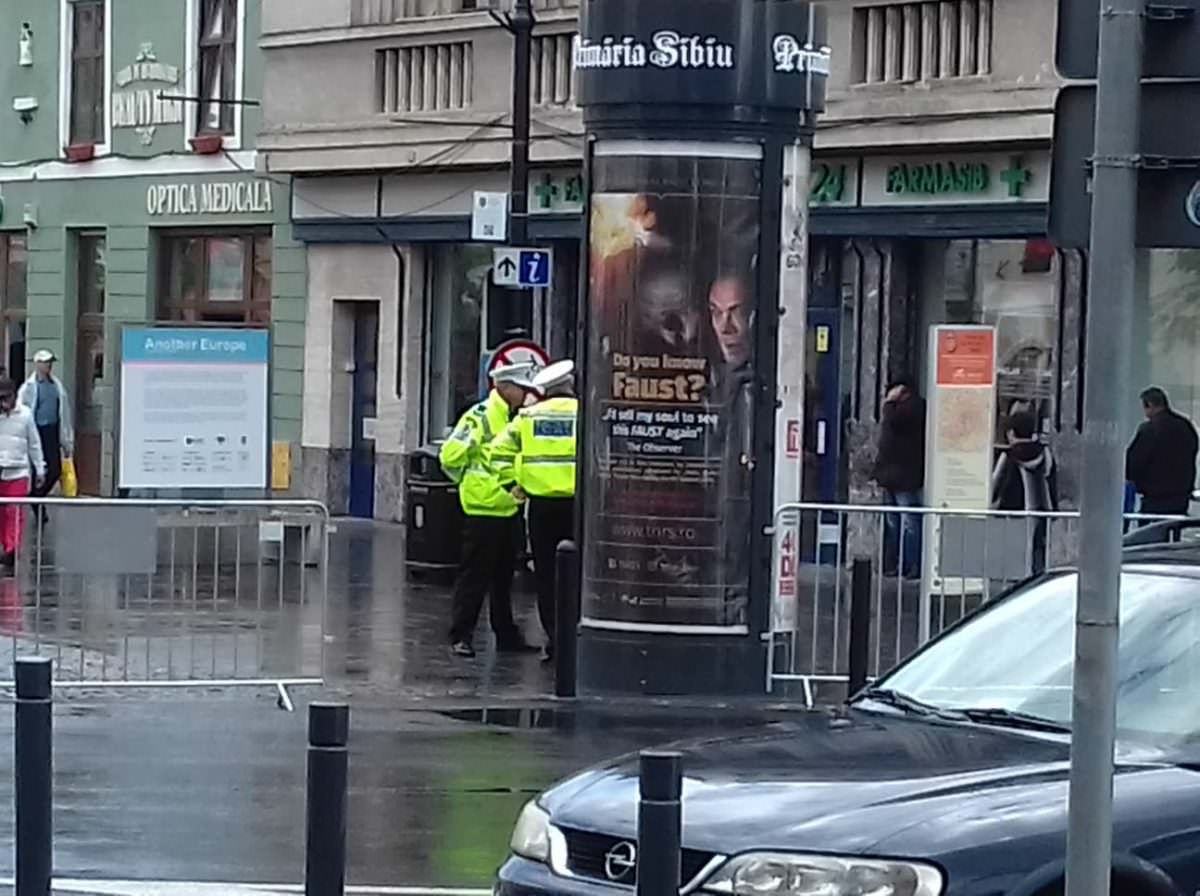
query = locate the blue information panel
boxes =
[519,250,552,287]
[119,327,270,490]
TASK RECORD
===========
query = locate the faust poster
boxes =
[582,141,762,629]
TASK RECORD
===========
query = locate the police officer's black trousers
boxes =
[448,515,522,645]
[528,496,575,647]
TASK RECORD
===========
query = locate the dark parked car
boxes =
[497,544,1200,896]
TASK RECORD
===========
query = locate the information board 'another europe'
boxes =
[119,327,270,490]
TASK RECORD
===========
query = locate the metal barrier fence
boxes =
[0,497,330,709]
[766,501,1191,706]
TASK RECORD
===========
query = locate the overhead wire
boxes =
[220,114,508,223]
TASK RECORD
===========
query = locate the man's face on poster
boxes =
[709,278,752,367]
[641,271,699,351]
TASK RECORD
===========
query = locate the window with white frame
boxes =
[196,0,239,136]
[66,0,107,146]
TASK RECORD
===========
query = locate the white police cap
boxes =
[533,360,575,391]
[490,361,537,388]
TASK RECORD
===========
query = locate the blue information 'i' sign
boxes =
[519,250,551,288]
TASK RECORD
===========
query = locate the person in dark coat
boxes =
[991,410,1058,575]
[1126,386,1199,524]
[874,380,926,578]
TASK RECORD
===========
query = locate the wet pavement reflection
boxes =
[0,522,806,888]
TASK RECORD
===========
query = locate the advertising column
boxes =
[585,142,762,630]
[575,0,829,695]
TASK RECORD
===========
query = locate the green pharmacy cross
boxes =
[1000,157,1032,198]
[533,173,585,211]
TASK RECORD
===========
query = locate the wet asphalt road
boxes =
[0,693,803,887]
[0,520,810,888]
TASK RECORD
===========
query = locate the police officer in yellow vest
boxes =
[440,362,538,658]
[489,360,577,658]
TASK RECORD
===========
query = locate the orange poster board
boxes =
[935,328,996,386]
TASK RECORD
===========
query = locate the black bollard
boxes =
[848,558,872,696]
[555,539,580,698]
[15,658,52,896]
[305,703,350,896]
[637,751,682,896]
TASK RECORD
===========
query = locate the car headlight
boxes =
[509,801,552,863]
[702,853,943,895]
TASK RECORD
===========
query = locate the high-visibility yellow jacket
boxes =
[439,390,521,517]
[489,396,578,499]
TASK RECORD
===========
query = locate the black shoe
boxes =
[450,641,476,658]
[496,638,539,654]
[1,552,14,572]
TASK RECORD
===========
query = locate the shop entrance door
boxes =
[74,320,104,495]
[74,233,106,495]
[801,245,844,563]
[804,309,842,504]
[348,302,379,518]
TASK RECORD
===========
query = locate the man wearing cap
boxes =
[19,350,73,507]
[440,362,538,658]
[489,360,577,659]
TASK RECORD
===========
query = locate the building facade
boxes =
[260,0,583,519]
[0,0,304,495]
[259,0,1200,521]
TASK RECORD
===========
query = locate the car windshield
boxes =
[875,569,1200,743]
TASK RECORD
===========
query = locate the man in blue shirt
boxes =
[18,349,73,509]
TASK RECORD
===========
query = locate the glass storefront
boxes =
[1137,250,1200,434]
[919,238,1060,443]
[426,244,491,440]
[156,230,273,324]
[424,241,581,441]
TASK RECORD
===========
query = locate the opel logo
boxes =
[1187,180,1200,228]
[604,841,637,883]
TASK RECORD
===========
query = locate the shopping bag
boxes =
[60,456,78,498]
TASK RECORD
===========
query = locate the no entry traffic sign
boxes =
[478,338,551,398]
[488,338,550,375]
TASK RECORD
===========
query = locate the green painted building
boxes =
[0,0,302,494]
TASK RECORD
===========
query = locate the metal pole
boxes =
[637,751,682,896]
[305,703,350,896]
[508,0,533,247]
[770,141,812,689]
[847,558,872,696]
[15,657,52,896]
[554,539,579,699]
[1066,0,1144,892]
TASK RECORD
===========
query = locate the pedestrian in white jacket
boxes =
[0,377,44,570]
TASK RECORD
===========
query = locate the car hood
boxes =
[542,709,1176,857]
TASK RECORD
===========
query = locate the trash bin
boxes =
[406,443,463,578]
